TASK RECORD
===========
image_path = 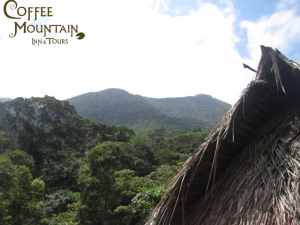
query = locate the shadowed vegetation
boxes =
[0,96,208,224]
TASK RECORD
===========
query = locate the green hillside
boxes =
[67,89,230,132]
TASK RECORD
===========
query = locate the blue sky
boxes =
[164,0,300,60]
[231,0,278,58]
[0,0,300,104]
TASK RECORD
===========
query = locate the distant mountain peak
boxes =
[0,97,12,102]
[67,89,230,133]
[101,88,129,93]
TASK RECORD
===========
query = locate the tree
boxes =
[0,131,16,154]
[113,169,163,225]
[0,155,46,224]
[3,150,35,171]
[0,96,77,169]
[77,142,127,225]
[115,185,165,225]
[0,97,113,191]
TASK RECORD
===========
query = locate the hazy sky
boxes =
[0,0,299,104]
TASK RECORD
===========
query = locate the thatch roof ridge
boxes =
[146,46,300,225]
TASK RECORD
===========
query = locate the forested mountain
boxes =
[0,97,12,102]
[0,96,208,224]
[68,89,230,132]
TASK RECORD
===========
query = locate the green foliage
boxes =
[0,95,211,224]
[0,155,46,224]
[113,170,166,225]
[0,131,16,154]
[77,142,143,224]
[43,190,78,217]
[147,128,208,166]
[49,211,78,225]
[165,129,208,155]
[0,96,77,168]
[0,97,113,168]
[115,185,165,225]
[3,150,35,171]
[0,155,16,222]
[75,127,208,225]
[107,125,135,142]
[0,97,128,193]
[146,164,180,186]
[116,185,165,224]
[77,142,128,224]
[32,178,46,201]
[40,146,83,193]
[123,135,156,176]
[114,169,155,203]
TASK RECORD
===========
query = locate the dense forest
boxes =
[0,96,208,224]
[67,88,230,133]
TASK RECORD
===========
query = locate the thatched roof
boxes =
[146,46,300,225]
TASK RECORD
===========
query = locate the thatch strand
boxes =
[146,46,300,225]
[270,49,286,95]
[185,107,300,224]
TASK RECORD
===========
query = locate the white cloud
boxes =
[241,1,300,65]
[276,0,300,11]
[0,0,254,104]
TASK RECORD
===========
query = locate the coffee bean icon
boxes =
[76,32,85,40]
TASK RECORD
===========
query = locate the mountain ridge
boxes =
[0,98,12,102]
[67,88,231,133]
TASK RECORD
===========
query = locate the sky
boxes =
[0,0,299,104]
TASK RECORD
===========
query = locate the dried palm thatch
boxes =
[146,46,300,225]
